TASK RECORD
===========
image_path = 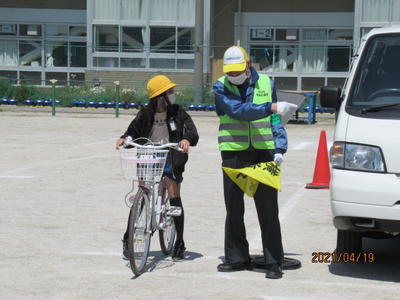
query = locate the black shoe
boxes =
[217,261,253,272]
[172,241,186,260]
[122,239,129,260]
[265,264,283,279]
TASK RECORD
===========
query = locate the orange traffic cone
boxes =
[305,130,330,189]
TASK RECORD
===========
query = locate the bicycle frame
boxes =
[132,177,169,236]
[121,138,180,232]
[120,138,180,275]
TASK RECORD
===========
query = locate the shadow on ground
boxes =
[329,237,400,282]
[127,250,203,278]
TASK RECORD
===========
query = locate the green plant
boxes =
[0,79,13,99]
[174,85,214,106]
[12,85,38,101]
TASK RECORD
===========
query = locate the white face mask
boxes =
[227,69,249,85]
[168,93,176,104]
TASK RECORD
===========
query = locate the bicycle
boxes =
[119,137,182,276]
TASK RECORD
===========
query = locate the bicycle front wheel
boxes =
[159,193,176,255]
[128,189,151,276]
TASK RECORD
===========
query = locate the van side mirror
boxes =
[320,86,341,109]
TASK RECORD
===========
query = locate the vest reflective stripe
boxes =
[218,135,249,143]
[217,74,275,151]
[252,134,274,142]
[251,121,270,129]
[218,114,249,149]
[219,123,249,131]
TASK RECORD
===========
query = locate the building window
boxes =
[177,58,194,69]
[70,72,85,85]
[0,24,17,36]
[0,40,18,66]
[45,25,68,37]
[121,0,146,21]
[302,77,324,91]
[95,25,119,52]
[90,0,196,70]
[150,58,175,69]
[94,0,119,19]
[362,0,391,22]
[120,57,146,68]
[93,57,119,67]
[0,22,86,87]
[328,29,353,41]
[327,77,346,88]
[302,45,325,73]
[19,40,42,66]
[250,44,298,72]
[46,41,68,67]
[327,46,350,72]
[274,77,297,90]
[70,26,86,37]
[19,24,42,37]
[276,29,299,41]
[360,27,374,37]
[122,27,145,52]
[250,45,275,71]
[150,0,178,21]
[46,72,68,85]
[0,70,17,83]
[303,29,327,41]
[393,0,400,21]
[274,45,298,72]
[149,0,195,21]
[177,0,196,22]
[150,27,176,53]
[70,42,87,67]
[177,28,194,53]
[20,71,41,85]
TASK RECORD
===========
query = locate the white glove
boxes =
[274,153,284,166]
[276,102,298,116]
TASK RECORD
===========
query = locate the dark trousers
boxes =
[222,149,284,266]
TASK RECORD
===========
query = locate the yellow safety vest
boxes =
[218,74,275,151]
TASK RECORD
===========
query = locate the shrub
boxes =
[12,85,38,101]
[4,81,215,107]
[0,79,13,99]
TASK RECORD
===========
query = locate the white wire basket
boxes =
[119,147,169,182]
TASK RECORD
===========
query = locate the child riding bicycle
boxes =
[116,74,199,260]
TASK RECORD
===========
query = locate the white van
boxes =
[320,25,400,253]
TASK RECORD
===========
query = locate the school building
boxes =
[0,0,399,90]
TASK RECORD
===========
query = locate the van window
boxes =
[348,34,400,109]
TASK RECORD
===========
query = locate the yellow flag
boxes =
[223,161,282,197]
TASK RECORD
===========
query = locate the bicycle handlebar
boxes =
[123,136,181,151]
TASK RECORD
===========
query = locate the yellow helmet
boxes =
[146,75,177,98]
[223,46,249,73]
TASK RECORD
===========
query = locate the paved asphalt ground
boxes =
[1,109,400,299]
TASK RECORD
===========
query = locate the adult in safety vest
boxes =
[213,46,296,279]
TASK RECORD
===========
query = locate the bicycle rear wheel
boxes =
[159,189,176,255]
[128,189,151,276]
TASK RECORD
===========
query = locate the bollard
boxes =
[114,80,120,118]
[304,92,317,124]
[49,79,58,116]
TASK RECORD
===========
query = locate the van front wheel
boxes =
[335,230,362,254]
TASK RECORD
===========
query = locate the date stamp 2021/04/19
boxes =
[311,252,375,263]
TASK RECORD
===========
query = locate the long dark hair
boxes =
[147,92,171,114]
